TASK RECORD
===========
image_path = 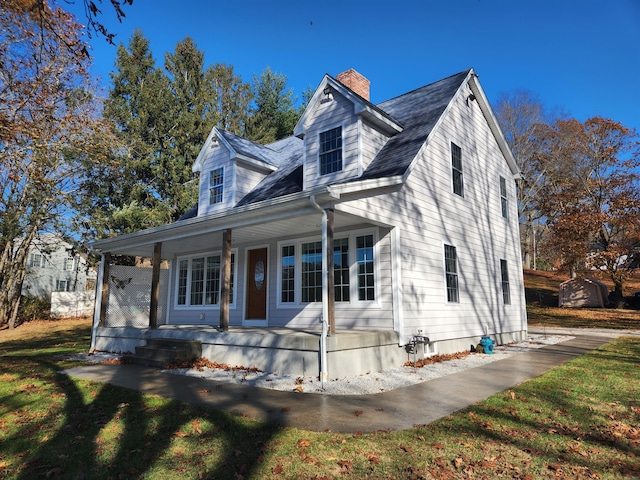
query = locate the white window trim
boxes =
[173,249,237,310]
[317,122,344,178]
[499,175,509,219]
[449,140,464,197]
[500,258,511,305]
[442,241,461,305]
[209,166,225,205]
[276,228,380,309]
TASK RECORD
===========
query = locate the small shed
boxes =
[559,277,609,308]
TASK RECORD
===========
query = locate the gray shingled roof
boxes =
[236,136,304,206]
[178,69,469,218]
[359,69,470,180]
[218,129,281,167]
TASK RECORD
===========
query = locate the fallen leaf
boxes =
[354,410,363,417]
[400,445,413,453]
[272,465,283,474]
[296,439,311,448]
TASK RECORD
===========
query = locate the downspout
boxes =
[310,195,328,385]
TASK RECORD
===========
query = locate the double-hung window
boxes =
[29,253,45,268]
[301,241,323,302]
[334,238,350,302]
[280,233,376,305]
[500,259,511,305]
[63,257,77,272]
[444,244,459,303]
[356,234,375,301]
[451,142,464,196]
[319,126,342,175]
[177,252,235,307]
[209,167,224,205]
[55,279,68,292]
[500,176,508,218]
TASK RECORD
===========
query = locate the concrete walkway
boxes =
[62,334,614,433]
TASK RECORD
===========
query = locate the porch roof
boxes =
[90,187,392,258]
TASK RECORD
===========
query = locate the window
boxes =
[500,176,508,218]
[176,252,235,307]
[209,167,224,205]
[281,245,295,303]
[451,142,464,196]
[29,253,45,268]
[301,241,322,302]
[500,259,511,305]
[444,244,459,303]
[356,234,375,301]
[319,126,342,175]
[281,232,376,305]
[55,280,68,292]
[63,257,77,272]
[333,238,350,302]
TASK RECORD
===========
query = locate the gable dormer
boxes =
[192,127,278,216]
[294,69,403,190]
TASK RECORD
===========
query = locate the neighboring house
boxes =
[23,234,96,298]
[90,68,527,378]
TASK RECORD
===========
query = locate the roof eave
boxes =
[90,186,341,253]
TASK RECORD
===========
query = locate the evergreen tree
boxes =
[208,63,252,136]
[247,67,299,143]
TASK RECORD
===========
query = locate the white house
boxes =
[23,234,96,298]
[89,68,527,378]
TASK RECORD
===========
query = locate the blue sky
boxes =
[67,0,639,134]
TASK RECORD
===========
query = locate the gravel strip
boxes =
[159,334,573,395]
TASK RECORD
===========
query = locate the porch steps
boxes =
[126,339,202,369]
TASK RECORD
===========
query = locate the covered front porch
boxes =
[91,325,406,378]
[89,188,406,378]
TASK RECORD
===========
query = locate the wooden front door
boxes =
[245,248,267,321]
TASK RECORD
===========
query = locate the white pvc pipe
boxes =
[310,195,329,384]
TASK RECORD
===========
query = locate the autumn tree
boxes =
[494,90,560,269]
[538,117,640,304]
[0,1,108,327]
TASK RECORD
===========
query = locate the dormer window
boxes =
[319,126,342,175]
[209,167,224,205]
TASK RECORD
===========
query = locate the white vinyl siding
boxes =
[333,86,525,343]
[303,92,360,189]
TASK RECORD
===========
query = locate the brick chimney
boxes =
[336,69,370,101]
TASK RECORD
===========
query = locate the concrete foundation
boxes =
[92,326,528,378]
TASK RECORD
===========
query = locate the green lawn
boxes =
[1,318,639,479]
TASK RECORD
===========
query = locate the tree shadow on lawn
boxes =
[434,344,640,478]
[3,356,282,480]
